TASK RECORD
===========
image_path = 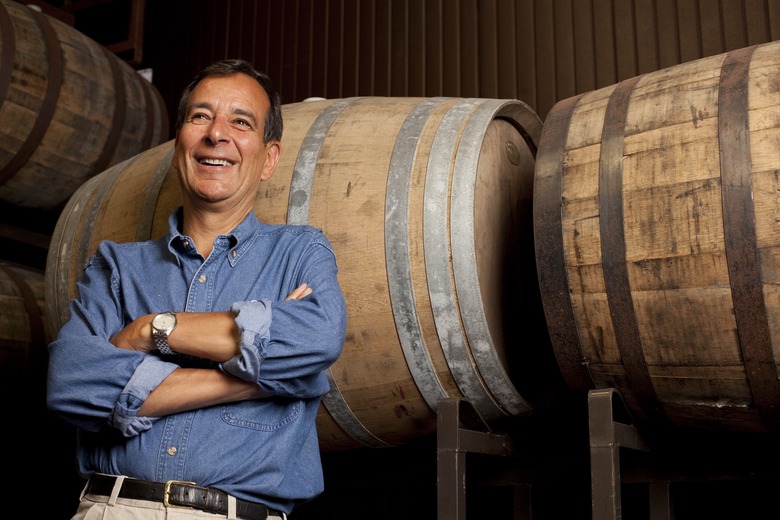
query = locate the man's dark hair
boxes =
[175,59,283,143]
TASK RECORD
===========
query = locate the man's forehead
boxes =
[190,74,269,111]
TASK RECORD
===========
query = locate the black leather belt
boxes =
[86,474,284,520]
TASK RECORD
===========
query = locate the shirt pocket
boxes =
[220,399,302,431]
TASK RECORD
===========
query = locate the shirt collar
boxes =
[164,207,261,266]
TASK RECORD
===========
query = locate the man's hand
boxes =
[286,282,312,300]
[110,313,156,352]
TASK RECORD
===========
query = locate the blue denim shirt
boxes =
[47,209,347,514]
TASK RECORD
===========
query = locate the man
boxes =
[47,59,347,520]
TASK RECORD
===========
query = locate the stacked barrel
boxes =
[0,0,169,509]
[8,0,780,462]
[0,0,168,386]
[43,39,780,452]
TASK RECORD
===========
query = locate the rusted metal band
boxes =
[599,75,666,425]
[92,48,128,175]
[719,45,780,433]
[0,9,63,186]
[533,93,595,394]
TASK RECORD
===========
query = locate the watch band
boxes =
[153,333,174,355]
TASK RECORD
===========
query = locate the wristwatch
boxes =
[151,311,177,355]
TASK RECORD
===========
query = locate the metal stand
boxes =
[437,397,526,520]
[437,389,780,519]
[589,388,669,520]
[589,386,780,519]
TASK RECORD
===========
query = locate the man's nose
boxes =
[205,116,230,143]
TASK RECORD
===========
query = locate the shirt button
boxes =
[167,446,178,456]
[198,275,206,283]
[231,250,237,258]
[183,240,190,248]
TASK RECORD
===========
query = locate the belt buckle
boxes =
[163,480,197,509]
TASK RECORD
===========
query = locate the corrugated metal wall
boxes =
[147,0,780,128]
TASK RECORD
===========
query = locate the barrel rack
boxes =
[436,397,521,519]
[436,390,780,520]
[435,393,666,519]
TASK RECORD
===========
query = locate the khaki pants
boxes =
[71,480,286,520]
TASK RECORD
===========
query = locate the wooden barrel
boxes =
[0,262,49,386]
[0,0,168,211]
[0,260,82,513]
[534,40,780,433]
[47,96,561,451]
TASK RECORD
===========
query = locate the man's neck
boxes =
[181,203,251,257]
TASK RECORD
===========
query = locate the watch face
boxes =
[154,312,176,331]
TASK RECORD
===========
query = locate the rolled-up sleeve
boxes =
[220,299,272,382]
[217,235,346,399]
[111,356,178,436]
[47,244,182,437]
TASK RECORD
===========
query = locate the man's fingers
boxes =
[285,283,313,300]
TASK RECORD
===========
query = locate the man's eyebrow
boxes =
[189,102,258,127]
[232,108,258,126]
[189,101,213,112]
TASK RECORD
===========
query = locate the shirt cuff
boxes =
[111,356,178,436]
[220,300,272,381]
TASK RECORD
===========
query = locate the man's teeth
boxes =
[200,158,233,166]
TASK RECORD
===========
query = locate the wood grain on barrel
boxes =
[535,40,780,433]
[0,0,168,210]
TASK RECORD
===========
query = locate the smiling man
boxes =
[47,59,347,520]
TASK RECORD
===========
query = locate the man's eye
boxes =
[189,114,210,123]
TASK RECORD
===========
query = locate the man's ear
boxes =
[260,141,282,181]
